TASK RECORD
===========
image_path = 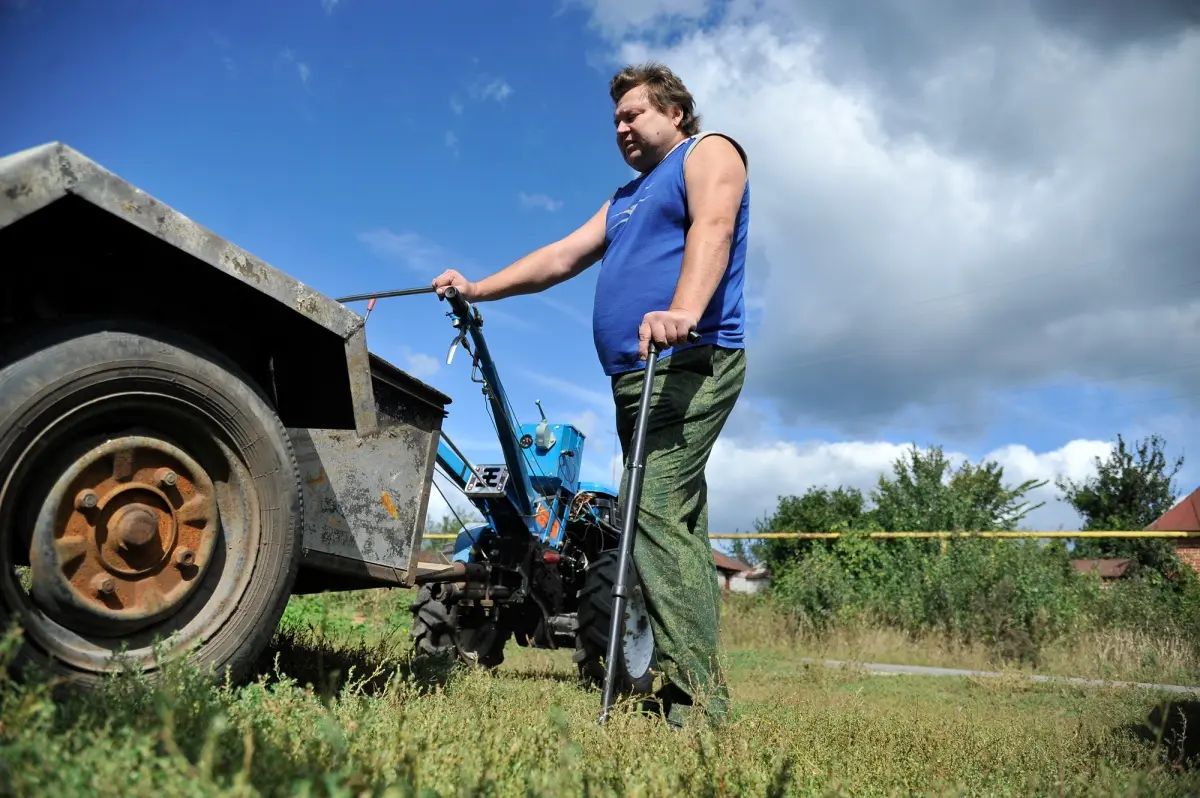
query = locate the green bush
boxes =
[752,436,1198,666]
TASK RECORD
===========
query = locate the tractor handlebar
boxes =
[440,285,473,320]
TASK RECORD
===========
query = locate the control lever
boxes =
[446,320,468,365]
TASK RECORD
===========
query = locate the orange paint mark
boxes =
[381,491,399,520]
[535,504,550,529]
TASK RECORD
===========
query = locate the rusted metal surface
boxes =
[289,424,440,587]
[28,436,218,632]
[289,355,445,585]
[344,325,379,437]
[0,141,364,340]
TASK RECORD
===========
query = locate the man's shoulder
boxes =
[684,131,749,172]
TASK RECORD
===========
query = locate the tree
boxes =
[751,486,877,573]
[753,445,1047,573]
[872,445,1048,533]
[731,538,756,566]
[1057,433,1185,574]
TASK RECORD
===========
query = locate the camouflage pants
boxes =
[611,344,746,728]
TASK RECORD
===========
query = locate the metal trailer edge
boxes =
[0,141,450,684]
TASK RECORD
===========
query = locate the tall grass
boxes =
[754,535,1200,682]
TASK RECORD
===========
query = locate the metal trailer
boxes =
[0,142,452,687]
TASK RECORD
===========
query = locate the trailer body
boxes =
[0,142,449,684]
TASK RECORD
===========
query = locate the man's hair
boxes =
[609,62,701,136]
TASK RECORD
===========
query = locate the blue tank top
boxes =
[592,132,750,376]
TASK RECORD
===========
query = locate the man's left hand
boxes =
[639,309,698,361]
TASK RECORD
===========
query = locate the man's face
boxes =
[613,84,684,173]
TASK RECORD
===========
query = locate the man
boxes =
[431,62,749,729]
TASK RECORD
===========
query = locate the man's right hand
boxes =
[432,269,479,301]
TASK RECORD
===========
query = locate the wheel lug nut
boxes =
[156,468,178,487]
[174,548,195,567]
[75,490,99,510]
[91,574,115,595]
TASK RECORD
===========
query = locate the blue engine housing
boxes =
[448,420,620,563]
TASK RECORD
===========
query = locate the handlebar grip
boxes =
[441,286,472,318]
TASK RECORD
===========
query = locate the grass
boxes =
[3,587,1200,796]
[720,595,1200,687]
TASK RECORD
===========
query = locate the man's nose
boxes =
[616,120,630,135]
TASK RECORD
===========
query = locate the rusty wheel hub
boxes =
[29,435,220,631]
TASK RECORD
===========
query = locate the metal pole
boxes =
[334,285,436,303]
[599,341,660,725]
[599,329,699,726]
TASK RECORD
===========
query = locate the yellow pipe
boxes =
[421,530,1198,541]
[711,531,1200,539]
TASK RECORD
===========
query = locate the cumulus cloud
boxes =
[357,229,458,272]
[519,191,564,212]
[399,346,440,380]
[586,0,1200,437]
[702,436,1114,534]
[571,0,710,38]
[470,76,513,104]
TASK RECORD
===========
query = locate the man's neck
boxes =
[640,133,689,174]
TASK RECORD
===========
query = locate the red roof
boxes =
[1146,486,1200,532]
[712,549,751,573]
[1071,558,1131,579]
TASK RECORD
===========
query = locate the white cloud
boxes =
[570,0,710,38]
[518,192,564,212]
[357,229,456,272]
[582,1,1200,437]
[530,293,590,327]
[279,49,311,87]
[424,473,485,532]
[520,370,614,410]
[479,77,513,103]
[702,437,1114,534]
[567,409,601,438]
[399,346,441,380]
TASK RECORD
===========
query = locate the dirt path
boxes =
[810,658,1200,694]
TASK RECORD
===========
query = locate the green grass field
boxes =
[3,587,1200,796]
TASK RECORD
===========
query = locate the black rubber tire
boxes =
[409,584,508,669]
[574,548,657,695]
[0,320,302,689]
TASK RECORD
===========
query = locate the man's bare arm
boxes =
[671,135,747,318]
[433,201,609,301]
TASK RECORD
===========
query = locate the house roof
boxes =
[1071,558,1132,579]
[712,550,752,573]
[1146,486,1200,532]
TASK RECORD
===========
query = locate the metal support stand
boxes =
[599,330,699,725]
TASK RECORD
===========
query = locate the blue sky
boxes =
[3,0,1197,539]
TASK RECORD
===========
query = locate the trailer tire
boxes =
[409,584,507,669]
[0,320,301,690]
[574,548,657,696]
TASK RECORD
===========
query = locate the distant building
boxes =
[1146,486,1200,572]
[712,549,772,595]
[1070,558,1131,586]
